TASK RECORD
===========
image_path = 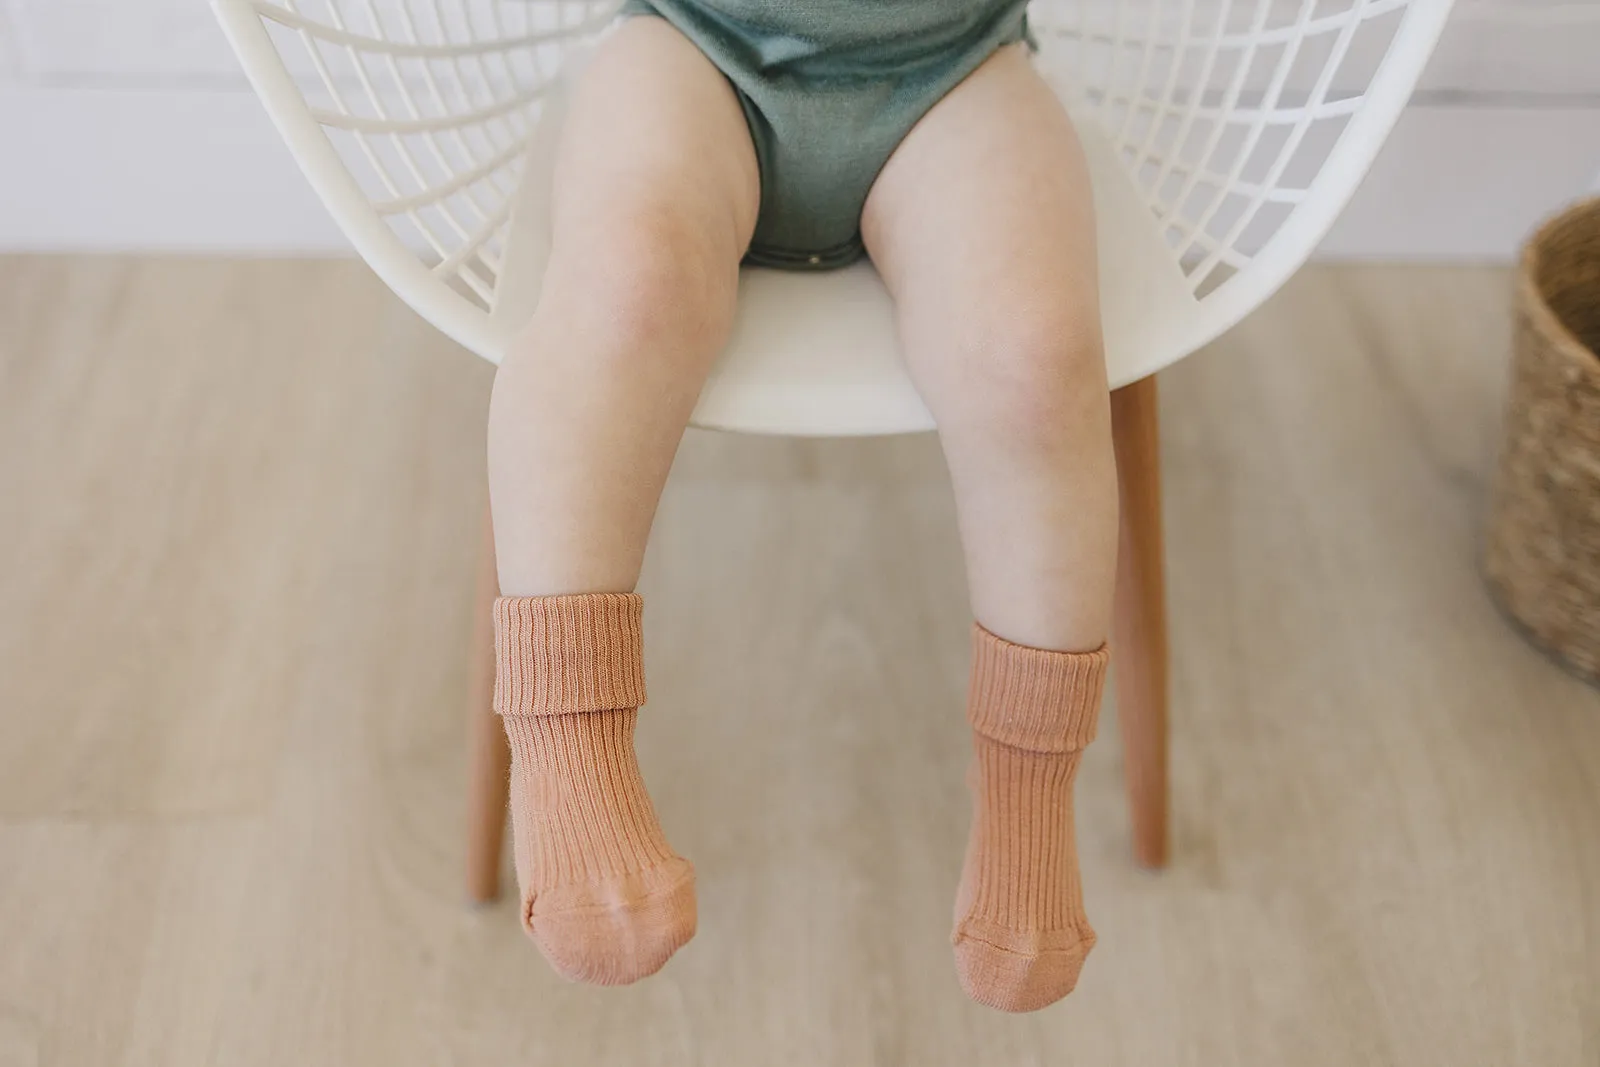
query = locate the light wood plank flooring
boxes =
[0,257,1596,1066]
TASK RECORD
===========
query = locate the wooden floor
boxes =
[1,257,1597,1066]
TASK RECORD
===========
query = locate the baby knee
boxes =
[951,312,1106,444]
[554,207,736,352]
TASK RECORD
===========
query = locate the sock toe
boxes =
[526,858,697,986]
[952,920,1094,1013]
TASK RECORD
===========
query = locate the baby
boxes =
[485,0,1116,1013]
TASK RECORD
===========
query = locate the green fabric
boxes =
[616,0,1032,269]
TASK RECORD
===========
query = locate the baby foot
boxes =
[507,707,695,984]
[952,625,1108,1012]
[495,593,694,985]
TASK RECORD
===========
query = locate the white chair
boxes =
[212,0,1456,897]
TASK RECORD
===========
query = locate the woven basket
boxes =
[1485,197,1600,681]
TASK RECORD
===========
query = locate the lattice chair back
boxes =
[214,0,1455,434]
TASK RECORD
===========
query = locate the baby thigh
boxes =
[861,43,1115,652]
[488,15,760,597]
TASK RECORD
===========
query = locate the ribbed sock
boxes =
[494,593,695,985]
[952,623,1109,1012]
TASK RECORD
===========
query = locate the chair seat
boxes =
[213,0,1453,437]
[491,86,1200,436]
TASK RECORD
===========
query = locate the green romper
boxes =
[615,0,1034,270]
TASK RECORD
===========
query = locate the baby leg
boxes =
[486,15,758,984]
[862,44,1115,1011]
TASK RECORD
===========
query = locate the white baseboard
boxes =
[0,85,345,253]
[1319,104,1600,260]
[1,85,1597,260]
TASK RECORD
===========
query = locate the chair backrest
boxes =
[214,0,1454,368]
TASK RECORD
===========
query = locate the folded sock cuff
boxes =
[967,623,1108,752]
[494,593,647,716]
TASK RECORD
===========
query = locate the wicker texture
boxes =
[1485,197,1600,682]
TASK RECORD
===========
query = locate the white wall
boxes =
[1322,0,1600,259]
[0,0,1597,258]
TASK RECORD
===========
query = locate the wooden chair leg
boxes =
[1110,375,1171,869]
[465,503,511,903]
